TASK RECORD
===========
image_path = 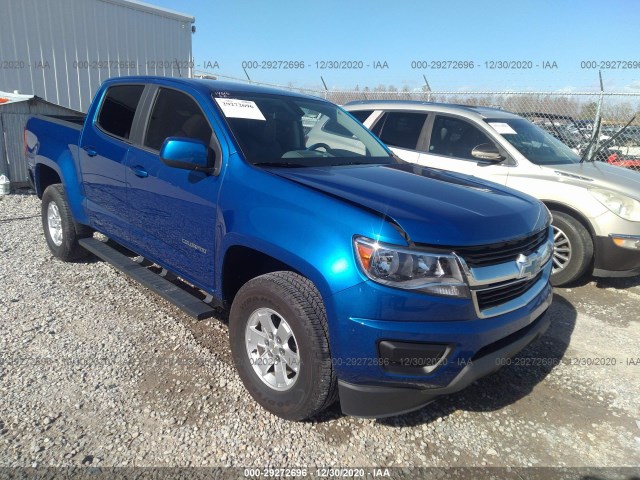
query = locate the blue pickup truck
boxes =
[25,76,554,420]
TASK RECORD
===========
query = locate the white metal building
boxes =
[0,0,195,113]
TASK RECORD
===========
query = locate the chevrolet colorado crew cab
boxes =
[337,101,640,286]
[26,77,553,420]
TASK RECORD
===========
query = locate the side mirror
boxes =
[159,137,214,174]
[471,143,505,162]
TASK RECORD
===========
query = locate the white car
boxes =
[344,101,640,286]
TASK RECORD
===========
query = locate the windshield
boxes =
[211,92,394,167]
[485,118,581,165]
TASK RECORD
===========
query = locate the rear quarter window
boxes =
[349,110,374,124]
[97,85,145,140]
[375,112,429,150]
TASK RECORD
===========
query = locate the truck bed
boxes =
[35,114,86,129]
[26,115,85,190]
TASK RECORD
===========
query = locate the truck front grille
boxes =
[475,271,544,311]
[453,228,548,268]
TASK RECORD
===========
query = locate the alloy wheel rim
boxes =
[552,225,572,273]
[47,203,63,247]
[245,307,300,391]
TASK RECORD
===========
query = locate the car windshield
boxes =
[485,118,581,165]
[211,91,394,167]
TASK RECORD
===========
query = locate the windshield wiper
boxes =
[581,71,605,163]
[253,162,307,168]
[580,115,603,163]
[588,115,636,163]
[337,161,381,166]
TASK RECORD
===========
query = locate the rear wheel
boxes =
[550,211,593,286]
[41,184,91,261]
[229,271,337,420]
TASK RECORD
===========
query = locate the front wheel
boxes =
[229,271,337,420]
[41,184,91,261]
[550,211,593,286]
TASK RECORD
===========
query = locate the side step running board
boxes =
[79,237,218,320]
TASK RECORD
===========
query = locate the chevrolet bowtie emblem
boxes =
[516,253,542,279]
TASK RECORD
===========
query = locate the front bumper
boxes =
[338,306,550,418]
[593,235,640,277]
[327,261,553,417]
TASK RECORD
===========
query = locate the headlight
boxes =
[353,236,469,298]
[590,188,640,222]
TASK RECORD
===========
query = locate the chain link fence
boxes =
[196,73,640,172]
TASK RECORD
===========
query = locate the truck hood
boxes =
[549,162,640,199]
[270,164,548,246]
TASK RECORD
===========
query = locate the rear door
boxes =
[417,114,510,184]
[369,111,429,163]
[79,84,145,242]
[124,86,221,291]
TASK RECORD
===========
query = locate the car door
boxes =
[370,111,429,164]
[125,86,221,291]
[417,115,510,184]
[79,84,145,242]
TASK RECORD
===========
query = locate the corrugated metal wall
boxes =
[0,0,194,112]
[0,99,81,185]
[0,116,6,183]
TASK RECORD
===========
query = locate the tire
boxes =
[229,271,337,420]
[41,184,91,261]
[550,211,593,286]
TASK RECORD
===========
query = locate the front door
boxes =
[125,86,220,291]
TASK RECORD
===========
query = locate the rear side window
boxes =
[97,85,144,139]
[376,112,428,150]
[349,110,374,123]
[145,88,212,151]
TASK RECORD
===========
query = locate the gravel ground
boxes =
[1,193,639,469]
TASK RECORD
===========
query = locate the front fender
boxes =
[218,232,360,305]
[216,156,408,301]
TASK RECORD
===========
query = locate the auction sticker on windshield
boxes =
[489,122,517,135]
[214,98,266,121]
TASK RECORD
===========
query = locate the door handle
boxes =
[131,165,148,178]
[83,146,97,157]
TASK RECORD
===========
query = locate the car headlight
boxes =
[353,236,469,298]
[590,188,640,222]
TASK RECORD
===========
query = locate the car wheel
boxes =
[550,211,593,286]
[229,271,337,420]
[41,184,91,261]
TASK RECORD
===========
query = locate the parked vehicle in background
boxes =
[344,101,640,286]
[606,151,640,170]
[25,77,554,420]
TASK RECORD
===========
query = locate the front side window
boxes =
[97,85,144,139]
[429,116,494,160]
[212,92,393,167]
[376,112,428,150]
[145,88,212,151]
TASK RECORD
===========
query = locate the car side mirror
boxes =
[159,137,214,174]
[471,143,505,162]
